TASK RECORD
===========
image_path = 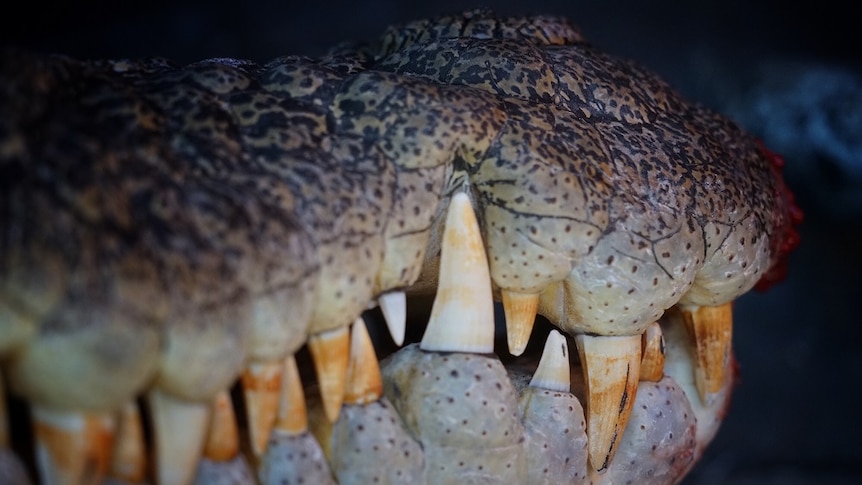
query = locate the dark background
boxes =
[3,1,861,483]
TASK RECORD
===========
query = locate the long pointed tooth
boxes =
[308,326,350,422]
[421,192,495,353]
[344,318,383,405]
[529,329,571,392]
[148,389,210,485]
[32,406,114,485]
[274,354,308,435]
[110,401,147,483]
[203,390,240,462]
[575,334,641,473]
[241,360,283,457]
[378,291,407,346]
[502,290,539,356]
[639,322,666,382]
[680,302,733,404]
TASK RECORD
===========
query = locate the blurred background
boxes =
[3,1,861,483]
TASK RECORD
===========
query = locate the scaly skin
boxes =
[0,9,799,485]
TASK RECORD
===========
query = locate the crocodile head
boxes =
[0,9,800,485]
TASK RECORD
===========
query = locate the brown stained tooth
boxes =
[378,291,407,346]
[308,326,351,422]
[575,334,641,473]
[31,406,114,485]
[680,302,733,404]
[529,329,571,392]
[274,354,308,435]
[203,390,240,462]
[148,389,210,485]
[344,318,383,405]
[110,401,147,483]
[502,290,540,356]
[241,360,283,457]
[421,192,495,354]
[639,322,666,382]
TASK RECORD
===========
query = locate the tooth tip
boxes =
[111,401,147,483]
[639,321,666,382]
[421,192,495,354]
[204,390,240,462]
[529,329,570,392]
[502,290,539,356]
[148,389,210,485]
[378,292,407,346]
[275,354,309,435]
[681,303,733,403]
[242,361,283,456]
[344,318,383,405]
[575,333,642,473]
[32,406,115,485]
[308,327,350,422]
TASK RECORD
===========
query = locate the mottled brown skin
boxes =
[0,8,796,484]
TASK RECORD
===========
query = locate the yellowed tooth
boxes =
[148,389,210,485]
[241,360,283,457]
[680,302,733,404]
[378,291,407,346]
[575,333,641,473]
[529,329,571,392]
[31,405,114,485]
[639,321,666,382]
[344,318,383,405]
[203,389,240,462]
[421,192,495,353]
[502,290,539,356]
[308,326,350,422]
[110,401,147,483]
[275,354,308,435]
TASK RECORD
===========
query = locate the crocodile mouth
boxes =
[0,9,800,485]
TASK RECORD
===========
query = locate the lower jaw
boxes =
[2,296,731,485]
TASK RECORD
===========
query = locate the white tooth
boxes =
[502,290,539,356]
[575,333,641,473]
[241,360,283,457]
[378,291,407,346]
[680,302,733,404]
[529,329,571,392]
[344,318,383,405]
[110,401,147,483]
[639,321,666,382]
[203,389,240,462]
[148,389,210,485]
[274,354,308,435]
[308,326,351,422]
[421,192,495,353]
[31,405,115,485]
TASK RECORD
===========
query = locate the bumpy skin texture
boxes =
[0,8,797,485]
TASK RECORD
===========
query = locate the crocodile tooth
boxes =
[639,322,666,382]
[378,291,407,346]
[110,401,147,483]
[241,360,282,457]
[575,333,641,473]
[308,326,350,422]
[680,302,733,404]
[148,389,209,485]
[203,390,240,462]
[421,192,495,353]
[274,354,308,435]
[344,318,383,405]
[31,405,114,485]
[502,290,539,356]
[529,329,571,392]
